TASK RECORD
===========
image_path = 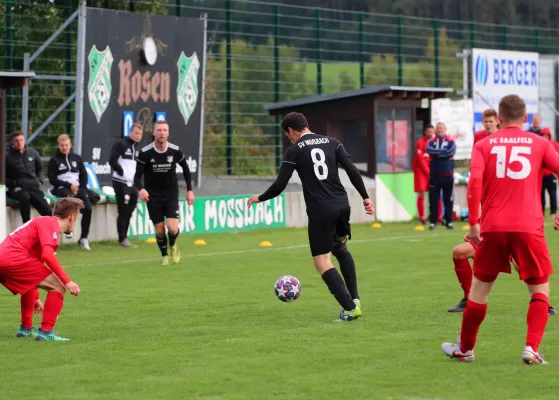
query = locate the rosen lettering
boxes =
[118,60,171,106]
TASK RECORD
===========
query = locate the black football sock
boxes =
[337,250,359,300]
[156,235,168,256]
[117,214,127,243]
[321,268,356,311]
[168,230,179,247]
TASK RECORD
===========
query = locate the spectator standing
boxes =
[540,127,559,218]
[426,122,456,230]
[528,114,543,135]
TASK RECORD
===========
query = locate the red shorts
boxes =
[473,232,553,282]
[414,172,429,192]
[0,260,52,295]
[464,234,478,251]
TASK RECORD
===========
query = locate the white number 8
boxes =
[311,148,328,180]
[490,146,531,179]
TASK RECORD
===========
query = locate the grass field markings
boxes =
[65,233,447,268]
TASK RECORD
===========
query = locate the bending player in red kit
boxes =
[448,107,499,312]
[0,197,82,341]
[442,94,559,364]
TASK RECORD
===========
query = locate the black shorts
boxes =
[307,207,351,257]
[146,196,179,225]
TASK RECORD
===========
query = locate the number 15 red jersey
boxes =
[469,126,559,235]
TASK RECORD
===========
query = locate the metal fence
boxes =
[2,0,559,175]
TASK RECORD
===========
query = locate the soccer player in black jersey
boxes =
[248,112,375,321]
[134,120,195,265]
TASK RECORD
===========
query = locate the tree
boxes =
[338,69,357,92]
[202,55,271,175]
[422,26,462,89]
[203,38,311,175]
[365,55,398,86]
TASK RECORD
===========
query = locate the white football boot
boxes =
[522,346,548,365]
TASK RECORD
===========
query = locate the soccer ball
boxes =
[274,275,301,302]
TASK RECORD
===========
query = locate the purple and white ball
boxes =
[274,275,301,302]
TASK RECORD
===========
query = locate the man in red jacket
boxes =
[541,127,559,218]
[413,124,435,224]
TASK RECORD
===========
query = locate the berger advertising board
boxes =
[472,48,539,132]
[82,8,205,186]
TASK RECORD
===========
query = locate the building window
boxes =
[376,108,412,173]
[326,120,368,173]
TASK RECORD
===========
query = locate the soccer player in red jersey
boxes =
[474,108,499,144]
[0,198,82,341]
[441,95,559,364]
[413,124,435,224]
[448,109,555,315]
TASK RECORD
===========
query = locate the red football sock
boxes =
[459,300,487,352]
[41,291,64,332]
[438,198,443,222]
[417,197,425,222]
[526,293,549,352]
[20,290,36,329]
[453,258,472,298]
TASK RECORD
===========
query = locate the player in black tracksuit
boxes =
[248,112,375,322]
[426,123,456,230]
[109,123,142,247]
[5,131,51,222]
[48,134,96,250]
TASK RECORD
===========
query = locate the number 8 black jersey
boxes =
[259,133,369,213]
[285,133,350,210]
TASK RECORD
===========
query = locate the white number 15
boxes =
[490,146,531,180]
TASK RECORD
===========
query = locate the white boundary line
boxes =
[65,233,446,268]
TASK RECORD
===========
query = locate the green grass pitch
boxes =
[1,222,559,399]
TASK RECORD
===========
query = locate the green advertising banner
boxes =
[128,193,286,238]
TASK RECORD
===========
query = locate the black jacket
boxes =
[48,150,88,189]
[109,137,140,184]
[5,145,44,191]
[528,127,542,136]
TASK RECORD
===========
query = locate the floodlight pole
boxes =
[455,49,471,99]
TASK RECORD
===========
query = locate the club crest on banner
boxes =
[87,45,114,122]
[176,51,200,125]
